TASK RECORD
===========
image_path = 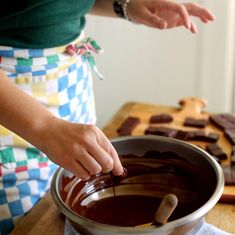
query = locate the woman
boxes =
[0,0,215,234]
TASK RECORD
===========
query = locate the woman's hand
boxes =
[127,0,216,33]
[38,118,124,180]
[0,72,124,181]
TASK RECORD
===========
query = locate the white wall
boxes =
[85,1,235,128]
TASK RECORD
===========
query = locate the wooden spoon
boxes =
[136,194,178,227]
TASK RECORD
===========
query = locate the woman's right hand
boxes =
[38,117,124,180]
[0,72,123,180]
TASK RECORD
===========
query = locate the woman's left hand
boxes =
[127,0,216,33]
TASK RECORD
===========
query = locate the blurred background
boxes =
[85,0,235,128]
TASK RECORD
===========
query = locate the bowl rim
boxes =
[50,135,224,233]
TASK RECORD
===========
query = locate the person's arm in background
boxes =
[0,71,124,179]
[90,0,216,33]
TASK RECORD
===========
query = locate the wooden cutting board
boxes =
[10,98,235,235]
[103,97,235,200]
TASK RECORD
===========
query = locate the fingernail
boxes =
[102,169,112,174]
[118,167,127,177]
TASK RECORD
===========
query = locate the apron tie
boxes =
[66,38,104,80]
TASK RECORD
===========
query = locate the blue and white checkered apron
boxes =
[0,35,103,235]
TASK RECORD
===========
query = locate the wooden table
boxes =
[10,101,235,235]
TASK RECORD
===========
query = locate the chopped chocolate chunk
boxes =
[231,146,235,165]
[210,114,235,130]
[206,143,227,160]
[224,129,235,145]
[221,165,235,186]
[219,194,235,204]
[211,156,221,164]
[221,113,235,124]
[149,114,173,124]
[145,127,219,143]
[183,117,209,128]
[145,126,178,138]
[117,116,140,136]
[189,130,206,141]
[175,130,191,140]
[189,131,219,143]
[207,132,220,143]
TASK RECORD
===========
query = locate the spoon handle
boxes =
[154,193,178,225]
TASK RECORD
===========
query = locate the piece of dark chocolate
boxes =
[221,165,235,186]
[207,132,220,143]
[219,194,235,204]
[231,146,235,165]
[175,130,191,140]
[117,116,140,136]
[224,129,235,145]
[210,114,235,130]
[145,126,178,138]
[190,131,219,143]
[149,114,173,124]
[183,117,209,128]
[145,127,219,143]
[206,143,227,160]
[221,113,235,125]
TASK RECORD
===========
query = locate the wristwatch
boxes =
[113,1,125,19]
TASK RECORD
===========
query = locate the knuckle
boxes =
[78,171,90,181]
[90,164,102,175]
[102,157,114,172]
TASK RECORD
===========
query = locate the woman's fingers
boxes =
[104,139,124,176]
[183,3,216,21]
[71,125,124,177]
[190,22,198,34]
[85,144,114,174]
[141,7,167,29]
[75,148,103,175]
[130,0,215,32]
[165,1,191,29]
[95,130,124,176]
[69,160,91,180]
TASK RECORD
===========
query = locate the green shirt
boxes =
[0,0,95,48]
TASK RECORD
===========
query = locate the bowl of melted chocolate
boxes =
[51,136,224,235]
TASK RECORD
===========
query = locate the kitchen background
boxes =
[85,0,235,128]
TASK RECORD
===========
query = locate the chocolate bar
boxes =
[175,130,191,140]
[210,114,235,130]
[145,127,178,138]
[173,130,219,143]
[224,129,235,145]
[219,194,235,204]
[221,165,235,186]
[231,146,235,165]
[117,116,140,136]
[149,114,173,124]
[188,130,219,143]
[206,143,227,160]
[145,127,219,143]
[183,117,208,128]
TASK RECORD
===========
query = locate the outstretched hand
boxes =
[127,0,215,33]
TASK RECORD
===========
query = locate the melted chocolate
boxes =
[61,151,215,227]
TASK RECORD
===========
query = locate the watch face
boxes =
[113,1,125,18]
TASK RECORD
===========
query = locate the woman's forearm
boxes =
[89,0,117,17]
[0,70,124,177]
[0,70,55,148]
